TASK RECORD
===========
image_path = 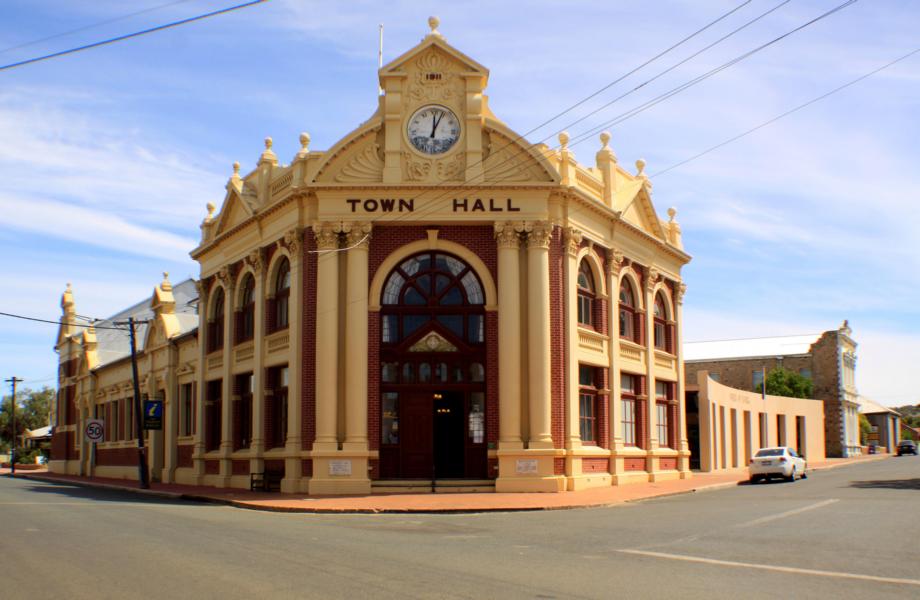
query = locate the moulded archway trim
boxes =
[651,281,675,321]
[575,246,607,298]
[265,249,292,300]
[617,267,645,311]
[369,237,497,311]
[234,268,257,309]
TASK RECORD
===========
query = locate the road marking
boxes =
[617,549,920,587]
[735,499,839,528]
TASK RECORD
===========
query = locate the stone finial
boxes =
[558,131,570,150]
[840,319,852,335]
[233,161,240,176]
[428,16,441,36]
[205,202,216,222]
[298,132,311,158]
[61,282,75,311]
[636,158,647,178]
[599,131,611,149]
[161,271,172,292]
[667,207,677,222]
[260,136,277,164]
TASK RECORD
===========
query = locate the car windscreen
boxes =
[755,449,784,457]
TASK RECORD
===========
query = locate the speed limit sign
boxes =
[84,419,104,443]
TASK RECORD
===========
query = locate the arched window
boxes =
[577,260,595,327]
[208,288,225,353]
[618,279,638,343]
[238,275,255,343]
[653,293,668,351]
[274,258,291,330]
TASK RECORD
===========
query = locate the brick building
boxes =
[684,321,861,458]
[50,18,691,494]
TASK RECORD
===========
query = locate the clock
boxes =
[407,105,460,155]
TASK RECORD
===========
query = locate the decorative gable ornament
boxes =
[409,331,458,353]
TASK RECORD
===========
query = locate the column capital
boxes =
[245,249,264,275]
[645,265,660,293]
[607,248,625,277]
[216,265,233,290]
[523,221,553,249]
[312,222,342,250]
[676,282,687,305]
[494,221,524,249]
[563,226,582,257]
[342,221,372,249]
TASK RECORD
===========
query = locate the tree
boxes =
[859,414,872,445]
[0,386,53,453]
[755,367,813,399]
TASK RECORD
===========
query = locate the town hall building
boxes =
[51,18,692,494]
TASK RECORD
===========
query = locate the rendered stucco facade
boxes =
[51,19,691,494]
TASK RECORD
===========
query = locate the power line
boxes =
[0,311,146,331]
[650,46,920,177]
[564,0,860,150]
[0,0,269,73]
[0,0,197,56]
[338,1,777,231]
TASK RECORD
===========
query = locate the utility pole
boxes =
[5,376,23,476]
[126,317,150,489]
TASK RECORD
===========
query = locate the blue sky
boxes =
[0,0,917,405]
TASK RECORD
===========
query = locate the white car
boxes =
[749,447,807,483]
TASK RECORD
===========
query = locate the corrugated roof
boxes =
[684,334,820,362]
[858,396,899,415]
[74,279,198,368]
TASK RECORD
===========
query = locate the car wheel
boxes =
[749,475,759,484]
[786,467,796,482]
[800,470,807,480]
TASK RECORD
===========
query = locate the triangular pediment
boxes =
[616,180,667,240]
[409,330,459,353]
[481,121,559,184]
[213,189,253,237]
[381,33,488,79]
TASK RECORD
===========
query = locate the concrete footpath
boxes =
[5,454,890,514]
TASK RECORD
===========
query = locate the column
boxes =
[162,342,179,483]
[219,271,234,486]
[283,229,304,492]
[495,221,523,449]
[193,280,208,483]
[248,250,266,475]
[674,283,691,477]
[343,222,371,451]
[313,222,341,451]
[525,221,554,449]
[644,267,660,456]
[608,250,625,452]
[564,227,583,450]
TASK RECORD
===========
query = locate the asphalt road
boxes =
[2,457,918,599]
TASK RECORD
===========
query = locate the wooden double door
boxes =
[380,389,487,480]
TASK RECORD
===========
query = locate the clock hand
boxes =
[431,112,444,138]
[430,113,437,138]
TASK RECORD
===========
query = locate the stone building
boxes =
[51,18,691,494]
[858,396,900,453]
[684,321,860,457]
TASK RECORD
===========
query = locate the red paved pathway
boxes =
[5,454,890,513]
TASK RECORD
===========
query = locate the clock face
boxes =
[407,105,460,155]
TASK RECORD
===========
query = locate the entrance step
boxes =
[372,480,496,494]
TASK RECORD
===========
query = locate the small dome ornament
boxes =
[667,207,677,222]
[428,16,441,36]
[205,202,216,222]
[635,158,647,178]
[558,131,570,149]
[232,161,240,176]
[298,132,311,158]
[161,271,173,292]
[599,131,611,149]
[264,137,273,150]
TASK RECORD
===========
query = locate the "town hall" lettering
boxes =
[345,198,521,213]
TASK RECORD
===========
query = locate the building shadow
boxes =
[3,475,201,506]
[849,478,920,491]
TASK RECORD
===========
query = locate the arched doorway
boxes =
[378,251,487,480]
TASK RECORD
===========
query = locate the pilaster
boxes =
[524,221,554,449]
[193,279,208,483]
[674,283,691,478]
[282,229,305,493]
[218,269,234,487]
[643,266,660,476]
[312,222,342,454]
[247,249,266,477]
[564,227,583,452]
[495,221,524,449]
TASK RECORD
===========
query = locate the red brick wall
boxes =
[232,459,249,475]
[368,312,380,453]
[302,230,317,450]
[554,457,565,475]
[598,368,610,449]
[205,459,219,475]
[582,457,609,473]
[625,457,645,471]
[177,444,193,468]
[96,446,135,466]
[550,226,565,449]
[659,457,677,470]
